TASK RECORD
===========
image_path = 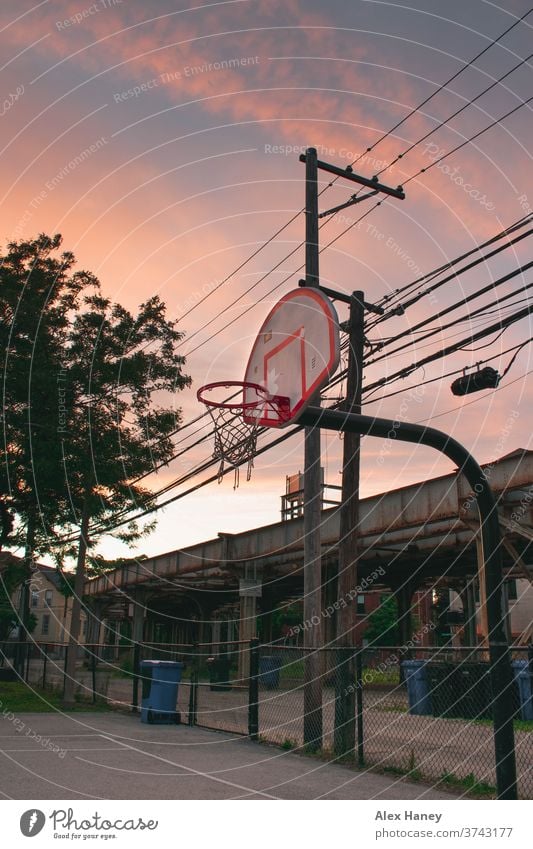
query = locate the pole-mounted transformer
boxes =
[451,366,500,396]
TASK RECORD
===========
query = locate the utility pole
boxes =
[298,148,404,752]
[302,147,323,750]
[334,290,365,758]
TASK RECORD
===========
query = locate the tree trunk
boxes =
[14,508,36,675]
[62,495,91,706]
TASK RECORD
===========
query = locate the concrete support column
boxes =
[462,577,478,646]
[394,582,415,648]
[131,592,147,645]
[476,534,490,645]
[85,600,105,646]
[262,608,273,644]
[238,594,257,682]
[324,566,338,678]
[502,581,512,645]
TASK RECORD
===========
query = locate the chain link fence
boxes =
[2,638,532,797]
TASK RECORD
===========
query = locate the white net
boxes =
[206,403,260,488]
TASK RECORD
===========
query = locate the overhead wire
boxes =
[57,14,533,543]
[175,12,533,353]
[365,213,533,323]
[365,261,533,364]
[79,301,532,540]
[348,7,533,170]
[375,50,533,177]
[363,336,533,406]
[71,231,533,540]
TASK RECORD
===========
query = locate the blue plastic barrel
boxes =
[512,660,533,721]
[402,659,432,715]
[259,656,281,689]
[140,660,183,724]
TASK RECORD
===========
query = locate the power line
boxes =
[55,17,533,541]
[367,216,533,327]
[79,230,533,535]
[416,368,533,424]
[366,262,533,364]
[76,302,532,539]
[402,93,533,188]
[375,50,533,177]
[350,7,533,170]
[175,15,533,350]
[364,337,533,405]
[177,207,304,323]
[364,302,533,395]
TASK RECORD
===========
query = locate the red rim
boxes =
[197,380,271,410]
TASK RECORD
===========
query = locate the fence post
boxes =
[132,642,140,713]
[63,646,68,698]
[25,641,31,682]
[42,644,48,689]
[334,646,355,759]
[355,648,364,768]
[528,643,533,713]
[248,639,259,741]
[91,644,97,704]
[188,643,199,727]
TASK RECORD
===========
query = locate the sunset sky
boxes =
[1,0,531,560]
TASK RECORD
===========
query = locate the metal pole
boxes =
[298,406,518,800]
[335,290,364,758]
[91,643,96,704]
[303,147,323,750]
[355,648,364,768]
[188,643,198,726]
[248,638,259,741]
[42,644,48,689]
[132,641,140,713]
[63,645,68,698]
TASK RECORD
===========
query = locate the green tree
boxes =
[1,235,191,696]
[60,291,190,704]
[364,595,399,646]
[0,234,96,667]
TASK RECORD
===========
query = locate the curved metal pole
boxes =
[299,406,518,800]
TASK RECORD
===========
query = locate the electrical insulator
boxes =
[450,366,500,396]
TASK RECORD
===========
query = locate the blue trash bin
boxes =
[402,659,432,715]
[512,660,533,721]
[140,660,183,724]
[259,656,281,689]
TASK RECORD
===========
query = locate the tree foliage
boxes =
[1,235,191,690]
[364,595,399,646]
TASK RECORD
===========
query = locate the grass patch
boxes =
[439,770,496,797]
[277,662,401,688]
[379,705,408,714]
[363,667,401,686]
[515,719,533,732]
[0,681,109,713]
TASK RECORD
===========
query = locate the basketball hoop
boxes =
[197,381,290,487]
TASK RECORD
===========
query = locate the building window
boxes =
[31,590,39,608]
[507,580,517,601]
[41,614,50,636]
[357,594,365,614]
[45,589,53,606]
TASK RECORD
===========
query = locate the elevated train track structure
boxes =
[84,449,533,646]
